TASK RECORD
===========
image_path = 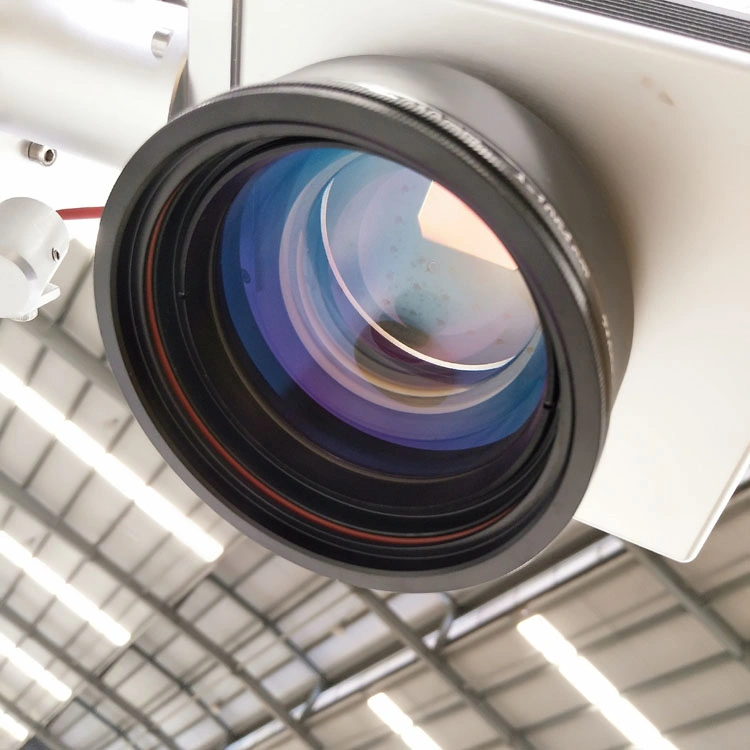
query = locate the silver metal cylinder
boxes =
[26,142,57,167]
[0,0,188,167]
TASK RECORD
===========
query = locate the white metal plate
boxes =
[239,0,750,562]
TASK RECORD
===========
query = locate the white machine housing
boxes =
[218,0,750,562]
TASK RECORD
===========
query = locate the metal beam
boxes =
[352,613,747,748]
[130,642,233,737]
[223,537,624,750]
[353,588,534,750]
[75,696,142,750]
[342,560,750,750]
[0,600,180,750]
[209,574,327,684]
[0,470,322,750]
[628,544,750,664]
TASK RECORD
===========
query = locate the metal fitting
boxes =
[27,142,57,166]
[151,28,174,58]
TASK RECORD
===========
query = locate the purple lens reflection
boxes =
[219,147,547,452]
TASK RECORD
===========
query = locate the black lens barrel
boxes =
[95,56,632,591]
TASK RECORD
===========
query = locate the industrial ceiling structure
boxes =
[0,223,748,749]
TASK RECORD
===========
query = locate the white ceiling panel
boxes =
[0,412,53,485]
[423,704,501,750]
[0,323,43,378]
[29,443,97,516]
[27,350,87,416]
[528,709,625,750]
[235,556,319,615]
[175,715,226,750]
[634,658,750,732]
[589,612,722,688]
[712,585,750,638]
[678,711,750,750]
[61,477,131,545]
[61,270,105,358]
[489,668,584,727]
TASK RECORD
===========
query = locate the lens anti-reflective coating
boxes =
[220,147,547,452]
[321,154,537,370]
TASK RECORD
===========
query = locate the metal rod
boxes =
[353,588,534,750]
[435,593,459,650]
[0,470,322,750]
[230,0,243,88]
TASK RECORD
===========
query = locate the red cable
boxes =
[57,207,104,221]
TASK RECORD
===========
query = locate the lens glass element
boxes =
[219,147,546,454]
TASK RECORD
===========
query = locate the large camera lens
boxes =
[220,147,546,458]
[95,57,632,591]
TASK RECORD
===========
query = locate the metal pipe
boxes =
[435,593,459,650]
[354,587,534,750]
[339,561,750,750]
[0,0,187,166]
[225,536,624,750]
[0,470,322,750]
[220,538,741,748]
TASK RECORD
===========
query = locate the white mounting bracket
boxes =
[0,198,69,321]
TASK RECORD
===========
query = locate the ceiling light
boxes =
[0,364,223,561]
[517,615,678,750]
[367,693,443,750]
[401,726,444,750]
[0,632,72,701]
[0,530,130,646]
[0,711,28,742]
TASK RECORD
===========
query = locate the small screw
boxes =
[151,28,174,58]
[27,142,57,167]
[51,248,60,262]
